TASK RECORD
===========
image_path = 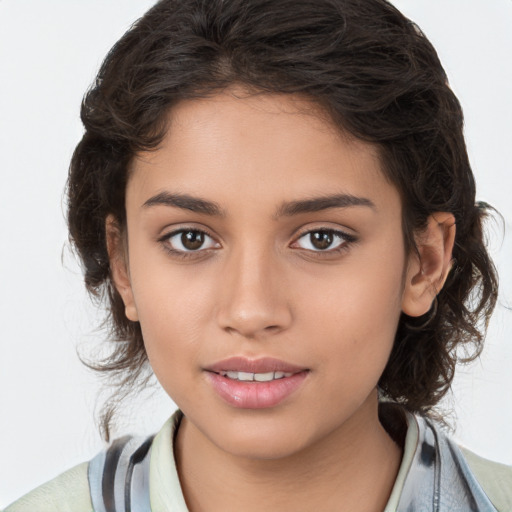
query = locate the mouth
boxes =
[204,357,309,409]
[217,370,295,382]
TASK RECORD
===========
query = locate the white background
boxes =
[0,0,511,506]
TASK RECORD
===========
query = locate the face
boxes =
[115,89,417,460]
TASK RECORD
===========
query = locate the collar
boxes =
[392,410,497,511]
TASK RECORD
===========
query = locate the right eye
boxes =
[162,229,220,253]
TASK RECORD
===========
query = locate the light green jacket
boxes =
[4,411,512,511]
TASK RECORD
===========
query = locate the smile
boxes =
[218,371,294,382]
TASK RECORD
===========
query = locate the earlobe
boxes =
[105,215,139,322]
[401,212,456,317]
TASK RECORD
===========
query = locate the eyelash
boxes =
[292,228,357,255]
[157,227,219,259]
[158,227,357,260]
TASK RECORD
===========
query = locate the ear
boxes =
[105,215,139,322]
[401,212,456,317]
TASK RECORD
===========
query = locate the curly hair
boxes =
[67,0,498,440]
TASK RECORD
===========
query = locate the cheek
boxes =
[135,278,211,349]
[134,283,209,402]
[296,244,405,372]
[126,251,215,367]
[300,250,404,324]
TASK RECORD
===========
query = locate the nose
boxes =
[216,245,293,339]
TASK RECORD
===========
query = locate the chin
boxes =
[204,412,318,461]
[219,433,309,461]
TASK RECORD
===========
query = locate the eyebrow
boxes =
[274,194,375,218]
[142,191,375,218]
[142,192,225,216]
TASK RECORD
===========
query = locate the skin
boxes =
[109,87,455,512]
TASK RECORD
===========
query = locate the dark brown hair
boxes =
[67,0,498,440]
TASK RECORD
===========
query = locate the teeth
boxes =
[254,372,275,382]
[220,371,293,381]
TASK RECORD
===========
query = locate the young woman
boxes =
[4,0,511,511]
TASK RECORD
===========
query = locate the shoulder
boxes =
[391,408,512,512]
[460,446,512,512]
[2,412,182,512]
[3,462,93,512]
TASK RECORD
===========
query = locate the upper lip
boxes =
[204,357,307,374]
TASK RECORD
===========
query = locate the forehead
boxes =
[128,88,400,216]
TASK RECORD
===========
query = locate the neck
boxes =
[175,394,402,512]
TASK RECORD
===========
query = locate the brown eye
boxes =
[294,229,354,252]
[164,229,219,252]
[310,231,333,250]
[181,230,205,250]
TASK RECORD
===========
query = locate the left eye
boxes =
[294,230,349,251]
[165,229,219,252]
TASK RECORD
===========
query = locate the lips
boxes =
[204,357,309,409]
[205,356,306,374]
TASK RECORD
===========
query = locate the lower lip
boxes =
[205,371,309,409]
